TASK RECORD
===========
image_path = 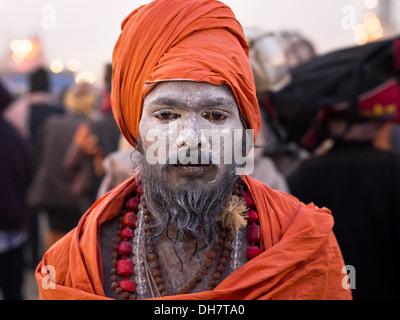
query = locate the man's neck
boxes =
[149,225,218,294]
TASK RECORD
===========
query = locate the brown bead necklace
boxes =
[110,179,260,300]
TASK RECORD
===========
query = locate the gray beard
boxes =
[137,153,239,264]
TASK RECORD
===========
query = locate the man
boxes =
[26,81,96,249]
[63,64,121,214]
[4,67,63,142]
[5,67,64,268]
[269,37,400,299]
[288,114,400,299]
[36,0,351,300]
[0,79,32,300]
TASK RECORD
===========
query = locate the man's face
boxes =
[138,81,245,191]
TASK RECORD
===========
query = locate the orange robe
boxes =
[35,175,352,300]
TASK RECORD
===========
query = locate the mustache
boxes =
[162,146,222,166]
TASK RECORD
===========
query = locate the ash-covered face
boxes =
[138,81,246,191]
[137,81,247,254]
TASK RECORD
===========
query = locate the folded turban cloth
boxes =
[111,0,260,147]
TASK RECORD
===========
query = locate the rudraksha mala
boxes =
[110,178,261,300]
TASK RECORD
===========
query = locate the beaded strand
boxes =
[132,196,147,298]
[110,179,261,299]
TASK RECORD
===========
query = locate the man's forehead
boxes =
[143,81,238,110]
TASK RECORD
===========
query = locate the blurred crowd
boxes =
[1,30,400,300]
[0,63,124,299]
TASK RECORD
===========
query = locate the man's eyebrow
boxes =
[200,97,237,108]
[149,97,180,107]
[148,96,236,108]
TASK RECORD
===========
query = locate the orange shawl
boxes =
[111,0,260,147]
[35,175,352,300]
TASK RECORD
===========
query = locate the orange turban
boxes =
[111,0,260,147]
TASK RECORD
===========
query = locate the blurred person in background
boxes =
[374,121,400,154]
[4,67,63,143]
[270,37,400,299]
[390,124,400,153]
[64,64,121,213]
[249,107,290,192]
[287,106,400,299]
[4,66,64,267]
[96,136,136,198]
[246,30,315,185]
[0,79,32,300]
[27,81,96,248]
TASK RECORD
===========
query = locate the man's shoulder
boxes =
[246,175,332,222]
[39,228,76,270]
[245,175,299,203]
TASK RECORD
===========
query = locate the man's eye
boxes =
[155,111,180,121]
[202,111,227,121]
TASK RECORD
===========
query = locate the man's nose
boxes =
[176,116,205,149]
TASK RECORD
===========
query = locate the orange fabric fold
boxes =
[111,0,260,147]
[35,175,352,300]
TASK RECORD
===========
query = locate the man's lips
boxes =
[168,163,216,176]
[172,163,210,166]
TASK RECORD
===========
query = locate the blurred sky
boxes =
[0,0,399,85]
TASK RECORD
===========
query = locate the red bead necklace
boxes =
[243,190,262,259]
[110,180,261,300]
